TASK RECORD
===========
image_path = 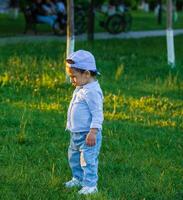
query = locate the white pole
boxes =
[66,0,75,57]
[166,29,175,66]
[166,0,175,68]
[66,36,75,57]
[66,0,75,81]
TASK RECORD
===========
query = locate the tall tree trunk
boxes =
[66,0,75,57]
[87,0,95,41]
[66,0,75,81]
[167,0,173,29]
[157,0,162,24]
[166,0,175,67]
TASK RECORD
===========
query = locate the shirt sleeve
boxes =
[84,90,104,130]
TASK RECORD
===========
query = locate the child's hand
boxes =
[86,129,97,146]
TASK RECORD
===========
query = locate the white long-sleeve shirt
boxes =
[66,81,104,133]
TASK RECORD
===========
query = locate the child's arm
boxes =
[84,90,103,146]
[85,90,103,130]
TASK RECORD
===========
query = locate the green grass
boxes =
[0,13,52,37]
[95,10,183,32]
[0,10,183,36]
[0,36,183,199]
[131,10,183,31]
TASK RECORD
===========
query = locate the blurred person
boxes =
[32,0,62,34]
[50,0,66,29]
[54,0,66,14]
[42,0,57,15]
[155,0,162,24]
[9,0,19,18]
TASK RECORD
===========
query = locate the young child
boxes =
[65,50,104,195]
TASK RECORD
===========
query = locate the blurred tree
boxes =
[87,0,94,41]
[66,0,74,81]
[166,0,175,67]
[157,0,162,24]
[19,0,32,10]
[66,0,74,57]
[176,0,183,10]
[85,0,107,41]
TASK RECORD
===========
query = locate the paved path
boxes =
[0,29,183,45]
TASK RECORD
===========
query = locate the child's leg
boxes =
[68,147,83,182]
[68,132,85,182]
[80,131,102,187]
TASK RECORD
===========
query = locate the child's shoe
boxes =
[65,177,81,188]
[78,186,98,195]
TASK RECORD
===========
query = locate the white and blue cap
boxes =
[66,50,100,75]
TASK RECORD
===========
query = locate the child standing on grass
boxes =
[65,50,104,195]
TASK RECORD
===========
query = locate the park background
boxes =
[0,0,183,199]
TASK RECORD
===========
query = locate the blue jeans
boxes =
[68,131,102,187]
[36,15,57,27]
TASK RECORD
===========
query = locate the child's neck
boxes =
[78,77,97,87]
[86,77,96,84]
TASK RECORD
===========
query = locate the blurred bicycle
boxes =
[98,3,132,34]
[74,2,133,35]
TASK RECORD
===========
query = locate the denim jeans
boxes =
[68,131,102,187]
[36,15,57,27]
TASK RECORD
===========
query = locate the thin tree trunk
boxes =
[157,0,162,24]
[66,0,75,81]
[166,0,175,67]
[167,0,173,29]
[66,0,75,57]
[87,0,95,41]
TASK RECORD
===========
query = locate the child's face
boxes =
[66,67,91,87]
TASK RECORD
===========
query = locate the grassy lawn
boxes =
[0,10,183,36]
[0,36,183,199]
[131,10,183,31]
[0,13,51,37]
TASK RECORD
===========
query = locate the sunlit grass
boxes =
[104,94,183,128]
[1,62,182,128]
